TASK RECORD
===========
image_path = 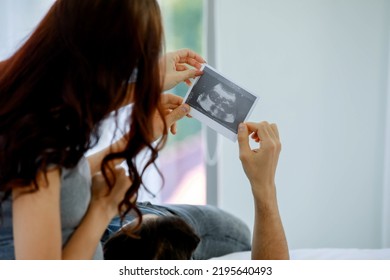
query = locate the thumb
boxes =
[166,104,190,126]
[238,123,251,157]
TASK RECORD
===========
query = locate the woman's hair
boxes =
[103,216,200,260]
[0,0,165,224]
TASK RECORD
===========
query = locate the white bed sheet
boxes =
[212,248,390,260]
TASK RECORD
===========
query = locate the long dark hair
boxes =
[0,0,165,224]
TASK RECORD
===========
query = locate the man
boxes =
[103,122,289,260]
[103,203,252,260]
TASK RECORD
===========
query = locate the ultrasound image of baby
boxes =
[196,83,237,124]
[183,64,258,141]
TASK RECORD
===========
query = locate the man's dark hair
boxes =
[103,216,200,260]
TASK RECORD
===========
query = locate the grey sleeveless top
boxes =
[0,157,103,260]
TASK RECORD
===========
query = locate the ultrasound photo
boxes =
[184,64,258,141]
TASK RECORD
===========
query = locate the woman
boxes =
[0,0,205,259]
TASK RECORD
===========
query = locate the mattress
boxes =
[212,248,390,260]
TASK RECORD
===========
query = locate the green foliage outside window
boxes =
[159,0,204,144]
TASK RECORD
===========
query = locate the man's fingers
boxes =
[237,123,251,159]
[246,122,278,139]
[246,122,281,154]
[246,122,271,142]
[270,123,280,140]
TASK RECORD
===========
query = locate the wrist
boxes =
[251,183,279,207]
[251,181,276,198]
[253,196,281,223]
[253,198,279,213]
[88,199,117,224]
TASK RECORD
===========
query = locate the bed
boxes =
[213,248,390,260]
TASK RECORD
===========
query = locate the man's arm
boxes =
[237,122,289,260]
[251,188,289,259]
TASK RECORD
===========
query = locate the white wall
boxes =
[215,0,390,249]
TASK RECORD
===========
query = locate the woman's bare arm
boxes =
[12,167,131,259]
[13,169,63,259]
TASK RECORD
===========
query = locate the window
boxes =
[158,0,206,205]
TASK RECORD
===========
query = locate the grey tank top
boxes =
[0,157,103,260]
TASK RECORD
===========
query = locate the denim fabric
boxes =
[0,198,13,260]
[0,157,103,260]
[166,204,251,259]
[104,202,251,260]
[101,202,174,243]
